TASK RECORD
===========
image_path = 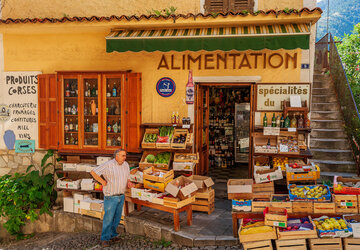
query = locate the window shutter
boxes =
[204,0,229,14]
[230,0,254,12]
[125,73,142,153]
[38,74,58,149]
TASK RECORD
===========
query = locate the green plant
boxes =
[0,149,59,239]
[210,12,219,18]
[153,238,172,248]
[148,6,177,17]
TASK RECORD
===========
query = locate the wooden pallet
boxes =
[242,240,273,250]
[343,238,360,250]
[309,238,342,250]
[276,239,307,250]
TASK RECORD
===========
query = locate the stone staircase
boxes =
[310,73,357,176]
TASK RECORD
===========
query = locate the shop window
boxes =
[204,0,254,14]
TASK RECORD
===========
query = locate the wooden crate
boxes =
[174,153,199,163]
[171,129,188,149]
[264,207,287,228]
[192,188,215,214]
[309,238,342,250]
[343,238,360,250]
[276,239,307,250]
[186,133,193,147]
[292,201,313,213]
[139,151,172,170]
[163,195,195,209]
[141,128,158,149]
[192,202,215,214]
[81,209,104,220]
[143,167,174,183]
[313,202,336,214]
[333,194,358,214]
[253,182,275,197]
[271,194,292,213]
[195,188,215,201]
[277,216,318,240]
[252,199,271,212]
[243,240,273,250]
[238,219,277,243]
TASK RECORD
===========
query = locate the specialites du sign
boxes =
[256,84,310,111]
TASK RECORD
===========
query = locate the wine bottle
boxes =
[280,114,285,128]
[75,119,78,132]
[64,100,68,115]
[64,118,69,132]
[298,114,304,128]
[85,119,90,132]
[284,115,290,128]
[69,118,73,131]
[91,84,96,97]
[263,113,268,127]
[185,70,194,104]
[69,133,74,145]
[107,84,111,97]
[65,83,70,97]
[271,113,276,127]
[65,135,69,145]
[112,83,117,97]
[290,114,297,128]
[85,82,88,97]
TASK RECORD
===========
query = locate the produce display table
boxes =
[232,212,339,238]
[124,196,192,232]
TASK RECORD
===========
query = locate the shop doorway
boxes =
[195,83,254,181]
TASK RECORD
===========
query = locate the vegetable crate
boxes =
[192,188,215,214]
[309,238,342,250]
[288,184,331,202]
[163,195,195,209]
[156,126,174,149]
[238,219,277,243]
[143,167,174,183]
[313,202,336,214]
[171,129,188,149]
[242,240,273,250]
[141,128,158,149]
[252,198,271,212]
[292,201,313,213]
[264,207,288,228]
[270,194,292,213]
[139,151,172,170]
[343,238,360,250]
[276,216,318,240]
[275,239,307,250]
[333,194,358,214]
[286,165,320,185]
[252,182,274,198]
[174,153,199,163]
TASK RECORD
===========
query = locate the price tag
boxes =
[341,202,353,207]
[264,127,280,136]
[273,222,286,227]
[288,128,297,132]
[182,124,191,129]
[239,138,249,148]
[279,144,289,152]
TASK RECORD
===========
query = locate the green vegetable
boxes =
[145,154,156,163]
[144,133,157,143]
[155,152,171,164]
[159,127,174,137]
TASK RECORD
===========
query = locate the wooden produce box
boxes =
[139,151,172,170]
[271,194,292,213]
[292,201,313,213]
[264,207,288,228]
[143,167,174,183]
[334,176,360,195]
[333,194,358,214]
[286,165,320,184]
[253,133,278,154]
[343,238,360,250]
[193,188,215,214]
[277,216,318,240]
[141,128,158,149]
[186,133,193,147]
[253,182,274,198]
[313,202,336,214]
[277,131,299,155]
[163,195,195,209]
[275,239,307,250]
[171,129,188,149]
[309,238,342,250]
[174,153,199,163]
[227,179,253,200]
[238,219,277,243]
[254,166,283,184]
[81,208,104,220]
[243,240,273,250]
[252,198,271,212]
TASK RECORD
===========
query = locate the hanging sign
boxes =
[15,140,35,153]
[156,77,176,97]
[0,104,10,121]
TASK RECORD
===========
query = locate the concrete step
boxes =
[310,159,357,173]
[311,148,353,161]
[311,103,340,111]
[321,171,358,178]
[312,88,336,95]
[310,138,350,149]
[313,81,332,88]
[313,74,326,81]
[310,128,347,139]
[311,119,344,129]
[312,94,338,103]
[311,111,343,120]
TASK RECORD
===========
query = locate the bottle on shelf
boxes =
[112,136,117,146]
[75,83,78,97]
[107,137,111,146]
[263,113,268,127]
[276,115,280,127]
[69,133,74,145]
[65,135,69,145]
[91,84,96,97]
[305,113,311,128]
[87,84,91,97]
[65,83,70,97]
[85,119,90,132]
[284,114,290,128]
[85,82,89,97]
[64,100,68,115]
[74,137,78,145]
[75,119,78,132]
[67,103,72,114]
[271,113,276,127]
[71,104,77,115]
[107,84,111,97]
[64,118,69,132]
[185,70,195,104]
[290,114,297,128]
[117,82,121,97]
[69,118,73,131]
[266,139,271,149]
[113,121,118,133]
[280,114,285,128]
[70,83,75,97]
[84,102,88,115]
[176,112,179,124]
[95,84,98,97]
[112,83,117,97]
[298,114,304,128]
[171,112,176,124]
[107,120,111,133]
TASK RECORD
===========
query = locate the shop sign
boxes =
[15,140,35,153]
[256,84,310,111]
[156,77,176,97]
[0,104,10,121]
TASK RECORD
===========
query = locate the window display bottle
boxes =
[64,100,68,115]
[85,119,90,132]
[70,84,75,97]
[65,83,70,97]
[69,118,73,131]
[107,84,111,97]
[75,119,78,132]
[107,120,111,133]
[271,113,276,127]
[280,114,285,128]
[64,118,69,132]
[84,103,88,115]
[298,114,304,128]
[87,84,91,97]
[276,116,281,127]
[284,115,290,128]
[290,114,297,128]
[85,82,89,97]
[69,133,74,145]
[263,113,268,127]
[112,83,117,97]
[113,121,118,133]
[65,135,69,145]
[107,137,111,146]
[91,84,96,97]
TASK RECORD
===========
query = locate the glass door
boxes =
[82,74,101,148]
[62,75,80,148]
[103,74,125,149]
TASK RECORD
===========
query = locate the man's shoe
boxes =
[110,236,122,243]
[101,240,111,247]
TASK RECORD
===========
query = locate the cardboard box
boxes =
[165,176,198,200]
[74,203,81,214]
[188,175,214,192]
[131,188,144,199]
[57,178,81,189]
[81,179,94,191]
[90,200,104,212]
[63,163,77,171]
[172,162,195,171]
[80,198,93,210]
[227,179,252,199]
[129,168,143,183]
[232,200,252,212]
[76,163,89,172]
[74,193,92,204]
[344,215,360,238]
[97,156,112,166]
[254,166,283,184]
[63,197,74,213]
[86,165,97,173]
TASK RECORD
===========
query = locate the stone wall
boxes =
[0,149,52,176]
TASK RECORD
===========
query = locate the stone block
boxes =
[55,211,75,232]
[161,228,174,242]
[172,231,194,247]
[8,150,15,155]
[0,150,8,155]
[92,218,103,232]
[22,220,35,234]
[0,157,6,167]
[8,155,14,162]
[8,161,18,169]
[75,215,93,232]
[215,236,238,246]
[14,156,24,165]
[194,236,216,247]
[22,157,31,166]
[32,151,46,166]
[0,168,11,176]
[124,216,144,236]
[143,222,162,240]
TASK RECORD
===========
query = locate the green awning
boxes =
[106,24,310,52]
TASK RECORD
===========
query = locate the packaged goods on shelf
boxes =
[151,192,170,205]
[344,215,360,238]
[63,163,77,171]
[94,183,103,191]
[238,219,277,243]
[57,177,81,189]
[253,134,278,154]
[80,179,94,191]
[74,193,92,213]
[75,163,89,172]
[129,168,143,183]
[277,132,299,154]
[227,179,253,200]
[96,156,112,165]
[232,199,251,212]
[63,197,74,213]
[188,175,214,192]
[80,198,94,210]
[143,167,174,183]
[270,194,292,213]
[264,206,288,228]
[288,184,331,202]
[333,176,360,194]
[90,199,104,212]
[172,162,195,171]
[313,216,352,238]
[174,153,199,163]
[86,165,97,173]
[277,217,317,240]
[165,176,198,200]
[333,194,358,213]
[139,151,172,170]
[131,188,145,200]
[254,166,283,184]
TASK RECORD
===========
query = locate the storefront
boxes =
[0,8,321,177]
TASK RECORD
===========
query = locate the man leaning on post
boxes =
[91,149,134,247]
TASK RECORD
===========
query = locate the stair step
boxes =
[310,159,357,173]
[312,94,337,103]
[313,74,326,81]
[311,148,353,161]
[312,88,336,95]
[310,128,347,138]
[311,111,343,120]
[311,119,344,129]
[311,103,340,111]
[313,81,332,88]
[321,172,358,177]
[310,138,350,149]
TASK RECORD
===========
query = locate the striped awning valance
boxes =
[106,23,310,52]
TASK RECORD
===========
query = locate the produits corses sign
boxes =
[156,77,176,97]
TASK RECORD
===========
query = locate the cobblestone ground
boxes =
[0,232,242,250]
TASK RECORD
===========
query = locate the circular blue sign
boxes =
[156,77,176,97]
